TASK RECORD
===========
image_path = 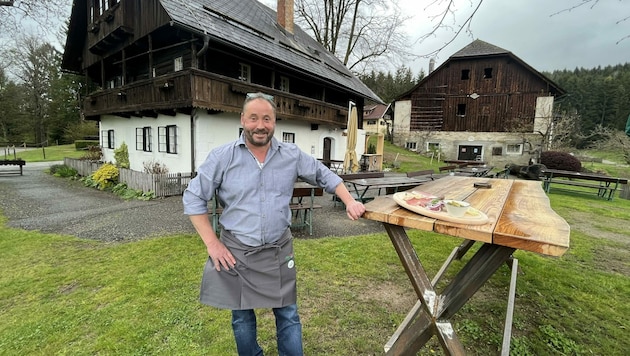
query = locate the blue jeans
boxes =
[231,304,303,356]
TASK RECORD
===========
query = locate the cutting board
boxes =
[392,191,490,225]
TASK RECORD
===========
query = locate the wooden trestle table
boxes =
[362,176,570,355]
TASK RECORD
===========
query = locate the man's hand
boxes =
[345,200,365,220]
[207,238,236,271]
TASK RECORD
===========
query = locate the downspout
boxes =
[197,34,210,57]
[190,108,197,174]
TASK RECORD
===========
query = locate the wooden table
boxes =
[541,168,628,200]
[345,176,431,203]
[362,176,570,355]
[454,165,493,177]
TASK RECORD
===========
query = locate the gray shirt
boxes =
[183,135,342,246]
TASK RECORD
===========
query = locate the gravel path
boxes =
[0,162,384,242]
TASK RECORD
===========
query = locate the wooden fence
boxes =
[63,158,194,198]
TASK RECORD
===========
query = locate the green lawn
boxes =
[8,144,85,162]
[1,190,629,355]
[2,143,629,354]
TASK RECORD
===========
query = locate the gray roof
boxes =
[451,39,511,58]
[159,0,382,103]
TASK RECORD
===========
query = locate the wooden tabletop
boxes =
[363,176,570,256]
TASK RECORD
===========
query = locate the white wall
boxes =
[100,111,365,173]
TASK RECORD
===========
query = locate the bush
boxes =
[114,142,130,169]
[81,145,102,161]
[74,140,99,150]
[49,164,78,178]
[540,151,582,171]
[90,163,119,190]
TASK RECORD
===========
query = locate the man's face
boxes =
[241,98,276,147]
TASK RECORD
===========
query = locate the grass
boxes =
[1,143,629,354]
[1,192,629,355]
[7,144,85,162]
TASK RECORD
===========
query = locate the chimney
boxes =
[429,58,436,73]
[277,0,294,34]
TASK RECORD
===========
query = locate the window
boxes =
[136,127,152,152]
[405,142,417,150]
[484,68,493,78]
[239,63,251,82]
[461,69,470,80]
[457,104,466,117]
[506,144,523,155]
[279,76,290,92]
[367,120,377,125]
[174,56,183,72]
[282,132,295,143]
[492,147,503,156]
[158,125,178,154]
[427,142,440,152]
[101,129,115,149]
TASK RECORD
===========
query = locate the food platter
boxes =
[392,191,489,225]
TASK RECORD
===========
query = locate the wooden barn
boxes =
[393,39,565,166]
[62,0,381,174]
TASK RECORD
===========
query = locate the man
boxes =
[183,92,365,355]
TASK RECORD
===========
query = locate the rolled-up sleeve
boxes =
[183,154,220,215]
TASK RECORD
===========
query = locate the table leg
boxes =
[383,223,516,355]
[383,223,465,355]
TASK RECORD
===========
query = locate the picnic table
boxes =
[540,168,628,200]
[362,176,570,355]
[454,165,493,177]
[0,159,26,175]
[344,175,431,203]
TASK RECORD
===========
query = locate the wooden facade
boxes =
[63,0,377,126]
[398,42,564,133]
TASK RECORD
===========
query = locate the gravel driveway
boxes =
[0,162,383,242]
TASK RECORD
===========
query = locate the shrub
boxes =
[143,160,169,174]
[114,142,130,168]
[540,151,582,171]
[90,163,119,190]
[49,164,78,178]
[74,140,99,150]
[81,145,102,161]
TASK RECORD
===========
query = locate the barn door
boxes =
[457,145,482,161]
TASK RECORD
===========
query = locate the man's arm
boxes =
[189,214,236,271]
[334,182,365,220]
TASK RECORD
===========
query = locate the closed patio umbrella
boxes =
[343,106,360,173]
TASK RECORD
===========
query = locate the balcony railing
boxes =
[83,69,348,126]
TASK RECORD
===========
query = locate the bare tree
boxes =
[550,0,630,44]
[0,0,68,36]
[295,0,411,74]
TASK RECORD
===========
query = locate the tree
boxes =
[295,0,410,74]
[0,68,27,143]
[8,36,60,144]
[0,0,68,35]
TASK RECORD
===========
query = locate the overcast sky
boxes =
[399,0,630,74]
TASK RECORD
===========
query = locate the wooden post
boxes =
[620,184,630,200]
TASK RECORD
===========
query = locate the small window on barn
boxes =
[492,147,503,156]
[174,56,183,72]
[405,142,417,150]
[506,144,523,155]
[282,132,295,143]
[427,142,440,153]
[239,63,251,82]
[461,69,470,80]
[457,104,466,117]
[484,68,493,78]
[136,127,152,152]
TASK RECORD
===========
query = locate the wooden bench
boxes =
[438,165,457,173]
[406,169,435,180]
[0,159,26,175]
[541,169,628,200]
[210,184,324,235]
[336,172,385,205]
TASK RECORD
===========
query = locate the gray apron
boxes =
[200,228,297,310]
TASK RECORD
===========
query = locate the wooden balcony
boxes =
[83,69,349,126]
[88,3,134,54]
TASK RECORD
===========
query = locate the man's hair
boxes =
[243,92,276,116]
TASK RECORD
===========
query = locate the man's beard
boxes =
[245,128,274,147]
